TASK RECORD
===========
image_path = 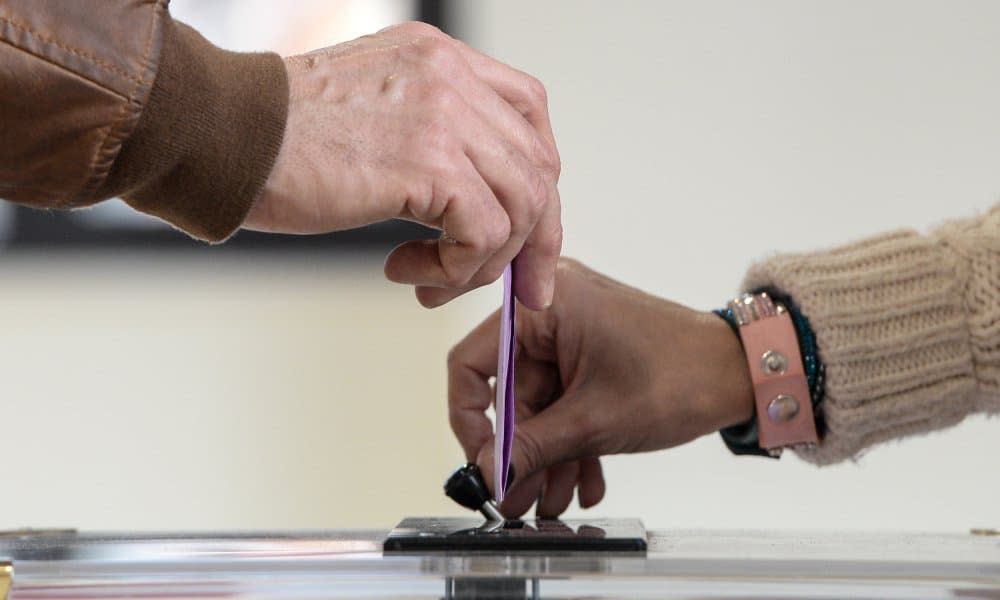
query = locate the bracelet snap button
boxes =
[760,350,787,375]
[767,394,799,423]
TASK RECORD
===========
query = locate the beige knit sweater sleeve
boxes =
[743,203,1000,465]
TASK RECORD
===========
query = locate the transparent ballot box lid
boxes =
[0,527,998,599]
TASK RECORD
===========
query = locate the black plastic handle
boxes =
[444,463,492,511]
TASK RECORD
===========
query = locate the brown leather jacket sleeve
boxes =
[0,0,288,242]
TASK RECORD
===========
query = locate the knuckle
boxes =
[543,145,562,176]
[400,178,438,221]
[525,75,549,107]
[486,215,511,250]
[447,411,462,436]
[419,117,458,155]
[485,264,507,283]
[446,343,463,372]
[539,220,563,255]
[506,173,547,235]
[414,35,462,71]
[397,21,445,38]
[529,137,561,176]
[573,410,605,452]
[442,263,474,288]
[471,264,507,288]
[463,214,506,254]
[514,429,545,475]
[525,172,550,218]
[424,144,458,174]
[423,82,463,115]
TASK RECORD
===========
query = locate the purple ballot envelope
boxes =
[494,263,516,503]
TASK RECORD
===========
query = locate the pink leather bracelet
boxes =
[727,293,819,456]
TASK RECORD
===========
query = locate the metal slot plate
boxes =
[383,517,647,553]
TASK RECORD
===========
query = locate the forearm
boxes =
[102,16,287,242]
[0,1,287,242]
[743,203,1000,464]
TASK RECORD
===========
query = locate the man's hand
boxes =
[448,259,755,518]
[246,22,562,310]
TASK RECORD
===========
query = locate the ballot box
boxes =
[0,528,998,599]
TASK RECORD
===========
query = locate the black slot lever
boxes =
[444,463,505,522]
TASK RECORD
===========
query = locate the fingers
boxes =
[452,41,562,309]
[448,305,559,461]
[447,310,502,460]
[577,457,606,509]
[415,128,553,308]
[457,335,606,518]
[388,86,558,309]
[262,21,561,306]
[381,24,558,160]
[374,23,560,308]
[513,188,562,308]
[508,397,596,479]
[475,442,546,518]
[384,157,512,306]
[536,461,579,518]
[451,40,560,163]
[475,392,601,518]
[533,458,604,518]
[409,66,560,308]
[475,454,605,518]
[501,469,546,518]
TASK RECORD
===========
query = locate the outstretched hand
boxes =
[248,22,562,310]
[447,259,754,518]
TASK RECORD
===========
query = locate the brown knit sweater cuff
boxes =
[97,17,288,243]
[743,219,987,465]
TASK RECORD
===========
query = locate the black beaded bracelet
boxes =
[714,290,826,457]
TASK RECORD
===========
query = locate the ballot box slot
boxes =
[383,517,648,553]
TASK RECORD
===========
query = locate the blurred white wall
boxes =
[0,255,476,530]
[453,0,1000,532]
[0,1,997,533]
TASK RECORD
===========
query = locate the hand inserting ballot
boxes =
[249,22,562,310]
[448,259,755,518]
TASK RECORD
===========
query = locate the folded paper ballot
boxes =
[494,263,516,503]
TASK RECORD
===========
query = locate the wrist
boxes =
[246,136,291,232]
[703,312,755,431]
[246,66,295,234]
[118,20,288,242]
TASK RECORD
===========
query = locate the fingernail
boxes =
[543,278,555,308]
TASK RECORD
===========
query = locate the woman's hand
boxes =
[448,259,754,518]
[247,22,562,310]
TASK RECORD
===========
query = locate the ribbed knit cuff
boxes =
[97,16,288,242]
[934,204,1000,415]
[743,228,978,465]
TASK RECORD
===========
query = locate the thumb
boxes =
[476,393,599,517]
[475,440,546,518]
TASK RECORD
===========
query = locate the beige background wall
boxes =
[0,1,997,533]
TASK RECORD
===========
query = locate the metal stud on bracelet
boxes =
[767,394,800,423]
[760,350,787,375]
